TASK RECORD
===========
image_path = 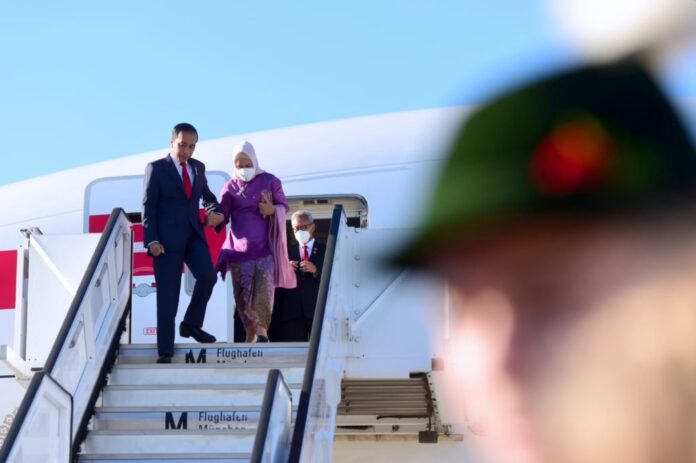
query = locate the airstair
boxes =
[78,343,307,462]
[0,205,455,462]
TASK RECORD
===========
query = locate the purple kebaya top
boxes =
[215,172,289,269]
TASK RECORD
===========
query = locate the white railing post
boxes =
[250,369,293,463]
[295,207,351,463]
[13,238,29,362]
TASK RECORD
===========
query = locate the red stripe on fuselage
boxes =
[199,210,225,266]
[88,214,110,234]
[133,252,154,277]
[88,212,225,277]
[0,250,17,310]
[132,224,145,243]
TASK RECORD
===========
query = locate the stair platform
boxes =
[117,342,308,365]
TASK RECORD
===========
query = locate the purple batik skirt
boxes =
[229,254,275,332]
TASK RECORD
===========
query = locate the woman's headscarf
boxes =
[232,141,265,181]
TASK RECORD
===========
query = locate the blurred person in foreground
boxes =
[393,58,696,463]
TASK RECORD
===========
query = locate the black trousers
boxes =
[268,317,312,342]
[152,228,217,356]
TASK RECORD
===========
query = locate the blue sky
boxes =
[1,1,695,186]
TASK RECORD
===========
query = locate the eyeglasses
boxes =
[292,223,313,232]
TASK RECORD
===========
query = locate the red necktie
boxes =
[302,245,309,261]
[180,162,192,199]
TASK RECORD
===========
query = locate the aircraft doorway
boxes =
[231,195,367,343]
[285,195,368,242]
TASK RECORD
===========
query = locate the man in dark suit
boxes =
[269,210,325,342]
[142,123,225,363]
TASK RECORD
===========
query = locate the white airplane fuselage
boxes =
[0,107,468,450]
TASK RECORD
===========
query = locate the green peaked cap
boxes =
[394,59,696,267]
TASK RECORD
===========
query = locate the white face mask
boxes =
[236,167,256,182]
[295,230,311,245]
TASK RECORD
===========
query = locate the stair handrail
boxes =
[288,204,348,463]
[0,208,133,462]
[250,369,294,463]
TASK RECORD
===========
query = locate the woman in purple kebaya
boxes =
[216,141,295,342]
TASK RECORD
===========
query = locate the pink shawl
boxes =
[268,200,296,289]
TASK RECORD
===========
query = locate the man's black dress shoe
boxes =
[179,323,216,343]
[156,355,172,364]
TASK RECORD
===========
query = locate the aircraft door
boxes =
[84,172,231,344]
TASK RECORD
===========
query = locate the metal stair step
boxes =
[336,414,430,426]
[335,414,431,435]
[117,343,308,365]
[73,343,307,460]
[92,405,297,431]
[109,364,305,386]
[101,384,302,408]
[81,429,255,455]
[78,453,249,462]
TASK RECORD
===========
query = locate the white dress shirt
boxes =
[170,154,195,183]
[299,238,315,259]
